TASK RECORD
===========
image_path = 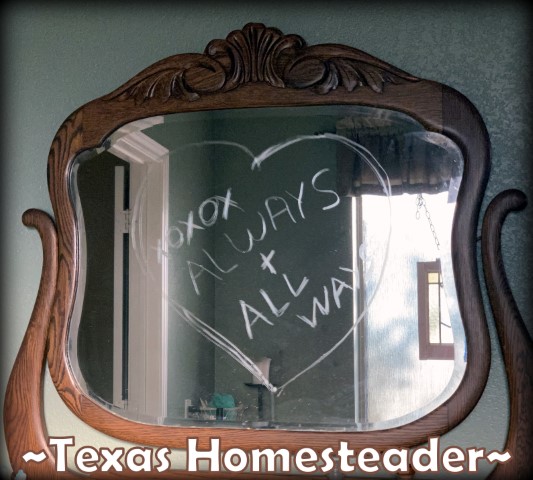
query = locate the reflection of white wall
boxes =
[361,193,466,426]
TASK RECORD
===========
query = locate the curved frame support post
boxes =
[482,189,533,479]
[3,210,72,479]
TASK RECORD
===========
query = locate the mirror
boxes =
[70,104,466,431]
[6,24,501,478]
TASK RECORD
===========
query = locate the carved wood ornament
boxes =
[4,23,532,479]
[106,23,418,104]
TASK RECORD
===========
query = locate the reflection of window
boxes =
[417,259,454,360]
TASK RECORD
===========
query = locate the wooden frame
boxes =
[4,23,531,478]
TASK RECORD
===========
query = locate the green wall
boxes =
[2,3,531,477]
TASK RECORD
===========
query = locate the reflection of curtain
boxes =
[336,123,461,197]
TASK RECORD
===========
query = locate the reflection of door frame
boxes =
[113,165,128,409]
[109,118,169,420]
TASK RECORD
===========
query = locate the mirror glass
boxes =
[69,105,466,431]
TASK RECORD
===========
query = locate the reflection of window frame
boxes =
[417,259,454,360]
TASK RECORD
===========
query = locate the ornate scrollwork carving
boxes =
[205,23,306,89]
[106,23,419,103]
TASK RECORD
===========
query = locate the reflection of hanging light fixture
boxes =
[417,259,454,360]
[415,195,452,359]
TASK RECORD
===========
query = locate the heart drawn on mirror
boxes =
[131,133,392,396]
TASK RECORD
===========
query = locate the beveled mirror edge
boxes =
[5,23,497,476]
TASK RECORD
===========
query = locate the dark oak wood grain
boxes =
[3,210,69,479]
[482,190,533,479]
[4,23,511,478]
